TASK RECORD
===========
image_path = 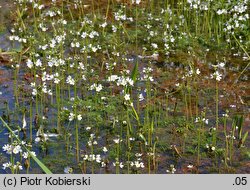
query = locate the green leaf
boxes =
[242,131,248,145]
[151,119,154,133]
[238,115,243,139]
[138,133,146,143]
[125,61,138,94]
[131,61,138,83]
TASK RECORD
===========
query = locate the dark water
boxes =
[1,54,249,174]
[0,1,249,174]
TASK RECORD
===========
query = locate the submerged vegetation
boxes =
[0,0,249,174]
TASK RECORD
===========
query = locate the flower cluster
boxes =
[166,164,177,174]
[2,141,37,173]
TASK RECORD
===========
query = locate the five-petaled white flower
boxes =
[124,94,130,101]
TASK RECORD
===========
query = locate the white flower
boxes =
[103,147,108,153]
[112,25,117,32]
[54,77,60,84]
[13,145,22,154]
[148,76,154,81]
[119,162,124,168]
[89,154,95,161]
[96,84,103,92]
[211,146,215,151]
[175,83,180,87]
[222,113,229,118]
[113,138,121,144]
[66,75,75,85]
[91,46,98,52]
[35,59,42,67]
[101,97,107,100]
[35,137,41,143]
[75,42,80,48]
[202,118,209,124]
[218,62,225,68]
[30,82,36,87]
[151,43,158,49]
[14,36,20,41]
[50,39,56,48]
[90,83,103,92]
[83,155,88,160]
[30,151,36,157]
[126,78,134,86]
[132,160,144,168]
[100,22,107,28]
[26,59,33,68]
[140,162,145,168]
[217,9,227,15]
[135,153,142,157]
[108,75,118,82]
[196,68,200,75]
[2,162,11,170]
[166,164,176,174]
[132,0,141,4]
[71,42,75,48]
[96,155,101,163]
[69,113,75,121]
[195,117,200,123]
[62,20,67,25]
[23,152,29,159]
[86,126,91,131]
[2,144,10,151]
[32,89,37,96]
[101,162,106,167]
[88,141,92,146]
[211,71,222,81]
[77,114,82,121]
[139,93,144,101]
[82,75,86,80]
[90,133,95,139]
[124,94,130,101]
[215,73,222,81]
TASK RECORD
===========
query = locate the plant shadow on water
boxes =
[0,0,249,174]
